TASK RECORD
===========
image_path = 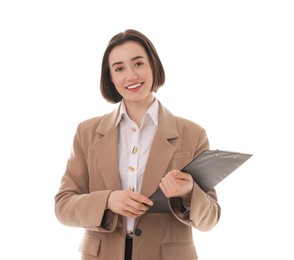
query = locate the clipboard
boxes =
[148,149,253,213]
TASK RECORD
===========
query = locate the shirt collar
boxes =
[115,98,159,127]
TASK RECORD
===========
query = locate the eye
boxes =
[135,61,144,67]
[114,66,124,72]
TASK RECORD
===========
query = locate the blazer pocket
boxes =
[169,152,193,170]
[79,235,101,256]
[161,242,198,260]
[172,151,192,160]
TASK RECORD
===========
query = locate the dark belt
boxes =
[125,234,133,260]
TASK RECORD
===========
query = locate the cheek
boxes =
[111,77,124,93]
[147,69,153,82]
[110,73,120,86]
[111,70,125,82]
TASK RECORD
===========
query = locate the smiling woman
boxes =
[108,41,154,115]
[100,30,165,104]
[54,29,221,260]
[1,0,293,259]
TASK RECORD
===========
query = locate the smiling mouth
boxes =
[126,83,143,90]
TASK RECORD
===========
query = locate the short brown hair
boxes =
[100,29,165,103]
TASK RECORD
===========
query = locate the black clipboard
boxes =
[148,149,253,213]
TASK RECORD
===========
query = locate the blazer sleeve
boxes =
[169,127,221,231]
[54,123,118,233]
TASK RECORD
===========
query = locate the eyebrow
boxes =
[111,55,145,67]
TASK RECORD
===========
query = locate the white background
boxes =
[1,0,293,259]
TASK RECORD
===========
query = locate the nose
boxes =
[126,66,139,81]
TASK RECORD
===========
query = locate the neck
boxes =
[124,96,155,127]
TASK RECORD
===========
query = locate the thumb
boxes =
[174,170,191,180]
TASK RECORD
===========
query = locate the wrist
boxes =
[181,192,192,207]
[180,197,191,214]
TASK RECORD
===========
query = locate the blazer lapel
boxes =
[94,108,122,190]
[140,104,179,198]
[93,103,179,197]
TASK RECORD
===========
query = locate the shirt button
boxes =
[128,166,135,172]
[128,186,135,192]
[132,146,138,154]
[134,228,142,236]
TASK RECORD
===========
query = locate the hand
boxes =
[159,170,193,206]
[107,190,153,218]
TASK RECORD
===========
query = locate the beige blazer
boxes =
[55,102,221,260]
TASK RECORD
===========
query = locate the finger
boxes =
[160,173,193,198]
[164,170,188,180]
[125,201,150,217]
[130,200,151,212]
[123,209,142,218]
[129,192,153,207]
[173,171,192,181]
[119,198,148,217]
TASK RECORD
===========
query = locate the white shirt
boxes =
[115,99,159,232]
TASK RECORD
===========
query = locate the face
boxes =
[109,41,154,105]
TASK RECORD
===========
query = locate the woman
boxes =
[55,29,221,260]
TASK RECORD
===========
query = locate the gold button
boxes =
[128,186,135,192]
[129,166,135,172]
[132,146,138,154]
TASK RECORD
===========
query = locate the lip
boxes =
[125,82,144,91]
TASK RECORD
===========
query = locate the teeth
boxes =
[127,83,141,89]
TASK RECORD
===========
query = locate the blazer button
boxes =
[134,228,141,236]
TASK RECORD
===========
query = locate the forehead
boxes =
[109,41,148,64]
